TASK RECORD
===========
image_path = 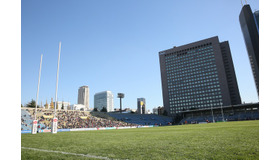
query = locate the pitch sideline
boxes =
[21,147,113,159]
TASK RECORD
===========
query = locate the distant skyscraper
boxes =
[159,36,241,116]
[239,4,259,95]
[78,86,90,110]
[94,91,114,112]
[137,98,146,114]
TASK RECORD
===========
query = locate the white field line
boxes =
[21,147,112,160]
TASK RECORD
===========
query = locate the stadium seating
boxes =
[179,110,259,124]
[21,109,47,130]
[21,108,137,131]
[107,113,173,126]
[21,109,33,130]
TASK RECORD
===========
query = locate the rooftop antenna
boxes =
[240,0,243,7]
[244,0,248,4]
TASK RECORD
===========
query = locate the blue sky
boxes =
[21,0,259,111]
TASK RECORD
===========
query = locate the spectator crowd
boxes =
[21,108,137,130]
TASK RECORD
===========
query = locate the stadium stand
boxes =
[107,113,173,126]
[21,109,33,130]
[179,103,259,124]
[180,111,259,124]
[21,108,138,131]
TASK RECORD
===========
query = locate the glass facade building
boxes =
[239,5,259,95]
[137,98,146,114]
[159,36,241,116]
[94,91,114,112]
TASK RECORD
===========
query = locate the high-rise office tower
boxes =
[94,91,114,112]
[137,98,146,114]
[78,86,90,110]
[159,36,241,116]
[239,4,259,95]
[253,10,259,31]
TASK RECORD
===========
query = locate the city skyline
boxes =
[21,1,259,111]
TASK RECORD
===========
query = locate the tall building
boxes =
[159,36,241,116]
[253,10,259,32]
[239,4,259,95]
[137,98,146,114]
[94,91,114,112]
[78,86,90,110]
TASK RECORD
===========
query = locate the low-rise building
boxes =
[54,101,71,110]
[71,104,86,111]
[153,107,159,115]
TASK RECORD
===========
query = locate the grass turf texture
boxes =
[21,120,259,160]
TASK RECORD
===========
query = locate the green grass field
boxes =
[21,120,259,160]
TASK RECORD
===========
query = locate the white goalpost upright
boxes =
[52,42,61,134]
[32,54,43,134]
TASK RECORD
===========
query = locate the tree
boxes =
[50,98,54,109]
[27,99,36,108]
[21,104,23,108]
[101,107,107,112]
[44,100,49,109]
[93,108,98,112]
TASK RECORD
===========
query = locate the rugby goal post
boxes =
[52,42,61,134]
[32,54,43,134]
[31,120,38,134]
[51,118,58,134]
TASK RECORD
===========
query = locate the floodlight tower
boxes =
[117,93,124,113]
